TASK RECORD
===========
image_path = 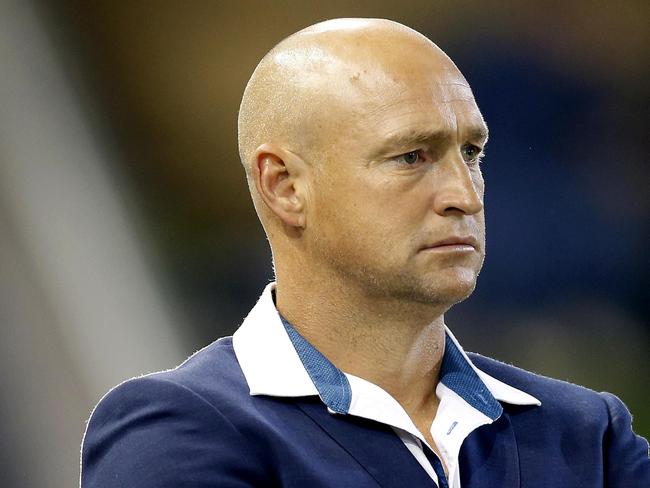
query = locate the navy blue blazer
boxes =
[81,335,650,487]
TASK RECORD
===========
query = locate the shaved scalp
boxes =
[237,17,485,317]
[237,18,451,178]
[237,17,469,239]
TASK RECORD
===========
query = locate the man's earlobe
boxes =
[253,144,307,229]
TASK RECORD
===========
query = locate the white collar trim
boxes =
[232,282,540,407]
[232,282,317,397]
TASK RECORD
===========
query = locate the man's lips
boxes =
[419,236,479,252]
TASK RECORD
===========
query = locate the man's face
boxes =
[304,47,488,307]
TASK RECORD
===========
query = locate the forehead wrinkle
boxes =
[363,94,453,122]
[361,83,475,122]
[454,112,489,147]
[439,80,473,96]
[454,109,489,142]
[442,97,476,104]
[444,98,488,143]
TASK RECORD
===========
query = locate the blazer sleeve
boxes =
[601,392,650,487]
[80,376,267,487]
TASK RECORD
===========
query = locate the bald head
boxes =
[238,18,487,306]
[237,18,464,178]
[237,17,483,256]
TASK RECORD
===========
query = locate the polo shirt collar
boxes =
[233,282,540,410]
[233,281,318,397]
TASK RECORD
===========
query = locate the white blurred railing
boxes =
[0,2,190,486]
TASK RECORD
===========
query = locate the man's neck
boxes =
[274,273,448,418]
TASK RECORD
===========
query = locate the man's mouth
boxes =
[420,236,478,253]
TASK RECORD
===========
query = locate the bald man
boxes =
[81,19,649,488]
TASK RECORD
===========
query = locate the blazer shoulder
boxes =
[90,336,252,422]
[468,353,650,486]
[152,336,250,400]
[468,351,610,417]
[81,336,272,487]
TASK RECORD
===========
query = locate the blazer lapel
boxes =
[458,410,521,488]
[296,400,436,488]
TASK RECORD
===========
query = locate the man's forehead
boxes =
[436,82,475,103]
[357,81,487,152]
[362,81,479,121]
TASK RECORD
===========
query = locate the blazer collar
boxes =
[293,398,523,488]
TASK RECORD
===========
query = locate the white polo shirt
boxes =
[233,283,540,487]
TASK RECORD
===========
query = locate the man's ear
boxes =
[252,143,307,229]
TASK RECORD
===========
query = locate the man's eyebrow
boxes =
[371,125,489,159]
[468,126,489,143]
[370,128,448,158]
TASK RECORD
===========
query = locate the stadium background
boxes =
[0,1,647,486]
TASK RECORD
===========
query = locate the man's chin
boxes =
[444,281,477,305]
[409,270,479,306]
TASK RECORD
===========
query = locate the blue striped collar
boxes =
[281,316,506,420]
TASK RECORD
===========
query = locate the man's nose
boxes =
[432,155,484,216]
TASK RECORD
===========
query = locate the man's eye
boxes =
[462,144,483,163]
[396,151,421,165]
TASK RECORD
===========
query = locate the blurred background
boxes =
[0,0,647,486]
